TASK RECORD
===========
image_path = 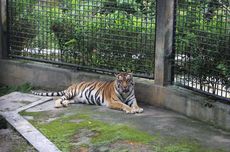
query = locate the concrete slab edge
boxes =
[16,96,53,113]
[0,97,61,152]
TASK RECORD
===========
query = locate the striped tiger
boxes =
[32,72,143,114]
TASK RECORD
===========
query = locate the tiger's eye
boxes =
[126,74,131,79]
[118,76,123,80]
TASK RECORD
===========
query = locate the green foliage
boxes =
[0,83,32,96]
[9,0,155,76]
[9,0,38,52]
[48,0,155,73]
[9,0,36,18]
[9,0,229,85]
[175,0,230,91]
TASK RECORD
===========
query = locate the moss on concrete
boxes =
[19,111,44,117]
[20,111,226,152]
[22,112,155,151]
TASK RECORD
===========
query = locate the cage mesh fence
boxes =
[7,0,156,78]
[174,0,230,101]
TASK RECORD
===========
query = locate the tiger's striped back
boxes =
[62,81,116,106]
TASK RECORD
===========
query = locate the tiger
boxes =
[32,72,143,114]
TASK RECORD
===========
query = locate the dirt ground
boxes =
[0,127,36,152]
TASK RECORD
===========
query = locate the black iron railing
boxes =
[7,0,156,78]
[174,0,230,101]
[6,0,230,101]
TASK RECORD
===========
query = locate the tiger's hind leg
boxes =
[54,85,78,108]
[54,91,76,108]
[54,98,76,108]
[54,98,63,108]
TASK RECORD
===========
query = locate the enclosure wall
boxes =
[0,59,230,131]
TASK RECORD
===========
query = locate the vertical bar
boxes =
[0,1,2,59]
[154,0,175,86]
[171,0,177,84]
[0,0,8,59]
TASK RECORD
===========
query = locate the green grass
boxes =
[160,142,211,152]
[20,111,226,152]
[19,111,46,118]
[0,83,32,96]
[21,112,155,151]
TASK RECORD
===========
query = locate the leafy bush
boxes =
[9,0,38,52]
[9,0,155,75]
[0,83,32,96]
[9,0,229,85]
[175,0,230,91]
[47,0,155,74]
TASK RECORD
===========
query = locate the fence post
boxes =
[0,0,8,59]
[154,0,175,86]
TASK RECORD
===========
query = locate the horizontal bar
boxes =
[175,83,230,104]
[9,55,154,79]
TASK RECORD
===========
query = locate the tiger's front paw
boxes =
[136,107,144,113]
[124,107,136,114]
[132,106,144,113]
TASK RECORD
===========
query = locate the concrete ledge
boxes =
[0,92,60,152]
[0,59,230,131]
[2,111,60,152]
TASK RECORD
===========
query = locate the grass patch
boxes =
[19,111,45,118]
[21,112,155,151]
[20,111,226,152]
[0,83,32,96]
[160,142,211,152]
[76,115,155,145]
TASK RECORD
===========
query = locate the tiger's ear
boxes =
[128,72,133,77]
[115,72,123,80]
[114,71,121,77]
[114,73,120,80]
[126,73,133,80]
[114,73,118,78]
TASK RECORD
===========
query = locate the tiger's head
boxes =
[115,72,134,94]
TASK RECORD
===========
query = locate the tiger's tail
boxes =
[31,90,65,96]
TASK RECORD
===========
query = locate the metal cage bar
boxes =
[7,0,156,79]
[173,0,230,102]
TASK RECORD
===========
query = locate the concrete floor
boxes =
[26,99,230,152]
[1,92,230,152]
